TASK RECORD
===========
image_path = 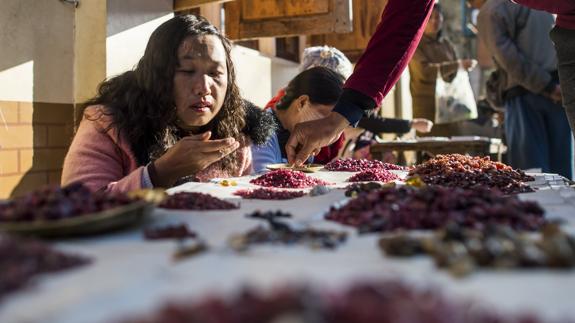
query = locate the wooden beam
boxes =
[174,0,233,12]
[225,0,352,40]
[199,3,222,30]
[310,0,388,63]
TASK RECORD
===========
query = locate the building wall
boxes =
[106,0,173,77]
[0,0,299,198]
[0,0,76,198]
[105,0,295,107]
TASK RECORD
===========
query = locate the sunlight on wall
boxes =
[231,46,273,107]
[106,14,173,77]
[0,61,34,102]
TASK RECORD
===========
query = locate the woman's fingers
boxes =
[187,131,212,141]
[182,136,238,152]
[202,141,240,163]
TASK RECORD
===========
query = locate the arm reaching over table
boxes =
[286,0,435,165]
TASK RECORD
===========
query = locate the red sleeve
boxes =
[344,0,435,106]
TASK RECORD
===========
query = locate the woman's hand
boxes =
[411,118,433,133]
[286,112,349,166]
[151,131,240,187]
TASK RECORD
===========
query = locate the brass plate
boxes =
[0,200,154,238]
[265,163,324,173]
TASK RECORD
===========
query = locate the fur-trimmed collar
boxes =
[242,100,277,145]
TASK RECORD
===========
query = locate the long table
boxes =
[1,171,574,323]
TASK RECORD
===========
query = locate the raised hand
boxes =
[151,131,240,187]
[411,118,433,133]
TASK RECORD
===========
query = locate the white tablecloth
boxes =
[1,172,574,323]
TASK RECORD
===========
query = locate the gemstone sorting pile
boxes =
[408,154,534,194]
[250,169,330,189]
[326,185,545,233]
[0,182,136,223]
[325,158,406,172]
[159,192,238,210]
[234,188,306,200]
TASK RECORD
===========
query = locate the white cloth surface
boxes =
[0,172,574,323]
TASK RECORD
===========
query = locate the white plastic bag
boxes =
[435,68,477,124]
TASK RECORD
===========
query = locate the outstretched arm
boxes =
[286,0,435,165]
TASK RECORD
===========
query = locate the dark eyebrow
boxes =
[181,55,224,64]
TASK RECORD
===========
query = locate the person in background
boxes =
[409,3,477,137]
[473,0,573,178]
[62,15,274,192]
[285,0,435,165]
[266,45,433,164]
[253,67,345,173]
[510,0,575,135]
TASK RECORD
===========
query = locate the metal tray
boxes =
[266,163,324,173]
[0,200,154,238]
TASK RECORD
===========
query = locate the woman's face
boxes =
[173,35,228,131]
[285,95,333,131]
[424,9,443,36]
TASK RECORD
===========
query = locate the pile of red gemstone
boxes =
[159,192,238,210]
[325,185,545,233]
[409,154,534,194]
[234,188,306,200]
[0,182,136,223]
[325,158,406,172]
[347,169,400,182]
[144,224,197,240]
[0,235,90,301]
[120,281,546,323]
[250,169,330,188]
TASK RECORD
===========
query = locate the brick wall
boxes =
[0,101,74,198]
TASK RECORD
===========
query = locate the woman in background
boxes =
[253,67,344,173]
[409,3,477,136]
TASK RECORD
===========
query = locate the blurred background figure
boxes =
[474,0,573,179]
[409,3,477,137]
[510,0,575,137]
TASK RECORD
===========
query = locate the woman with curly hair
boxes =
[62,15,274,192]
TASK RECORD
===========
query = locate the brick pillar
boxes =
[0,0,106,199]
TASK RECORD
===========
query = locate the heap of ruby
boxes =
[120,280,547,323]
[0,235,90,301]
[0,182,136,222]
[347,169,399,182]
[250,169,330,189]
[234,188,305,200]
[325,158,406,172]
[326,185,545,233]
[409,154,534,194]
[160,192,238,210]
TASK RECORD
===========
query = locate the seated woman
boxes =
[62,15,273,192]
[252,67,345,173]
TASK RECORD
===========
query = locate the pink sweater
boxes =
[61,106,253,193]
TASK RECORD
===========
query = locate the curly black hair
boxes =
[82,15,245,172]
